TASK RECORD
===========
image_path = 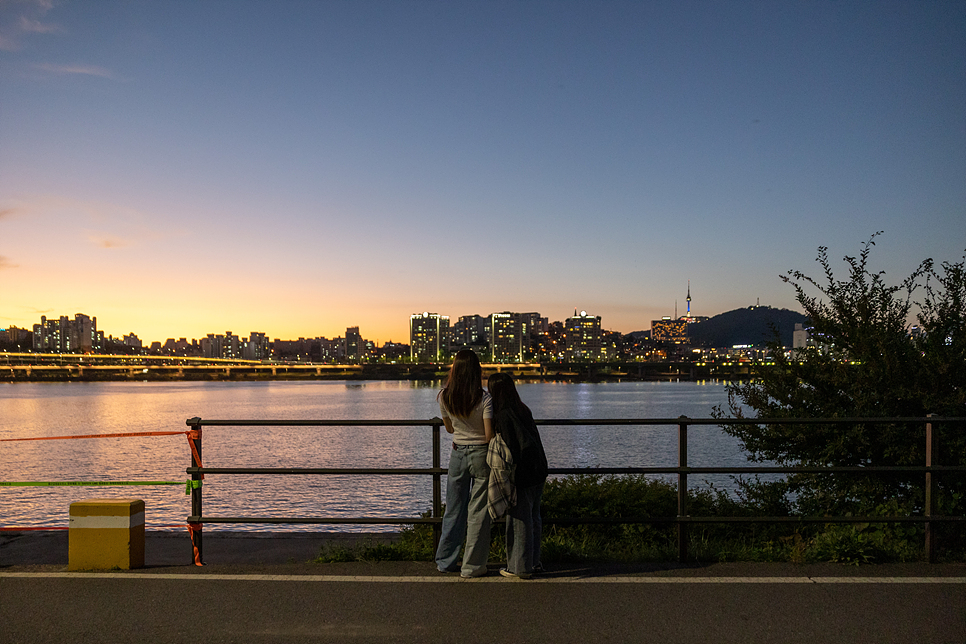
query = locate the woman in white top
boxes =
[435,349,494,577]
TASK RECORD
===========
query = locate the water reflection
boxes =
[1,380,760,532]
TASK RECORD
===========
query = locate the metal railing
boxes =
[184,415,966,564]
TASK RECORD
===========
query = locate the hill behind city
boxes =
[687,306,807,348]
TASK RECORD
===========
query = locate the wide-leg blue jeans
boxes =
[505,481,544,575]
[435,444,492,576]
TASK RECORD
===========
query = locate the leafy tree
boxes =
[717,234,965,524]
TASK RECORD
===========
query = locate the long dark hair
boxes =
[486,372,529,416]
[440,349,484,418]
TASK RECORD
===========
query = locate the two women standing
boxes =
[434,349,548,579]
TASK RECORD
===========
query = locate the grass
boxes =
[311,475,959,565]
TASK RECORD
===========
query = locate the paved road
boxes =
[2,531,964,643]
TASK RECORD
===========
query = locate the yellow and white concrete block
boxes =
[68,498,145,570]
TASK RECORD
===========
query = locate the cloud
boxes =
[2,195,185,251]
[0,256,17,270]
[19,15,60,34]
[0,0,58,50]
[88,235,130,249]
[34,62,116,79]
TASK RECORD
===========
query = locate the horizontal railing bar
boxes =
[191,516,440,525]
[551,466,966,474]
[546,516,966,524]
[189,419,443,427]
[187,465,966,476]
[685,466,966,474]
[187,417,966,428]
[190,467,445,475]
[188,515,966,526]
[538,417,966,425]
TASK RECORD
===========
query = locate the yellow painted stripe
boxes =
[69,512,145,529]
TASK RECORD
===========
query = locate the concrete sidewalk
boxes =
[2,531,965,644]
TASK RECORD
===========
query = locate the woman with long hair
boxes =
[487,372,548,579]
[435,349,494,577]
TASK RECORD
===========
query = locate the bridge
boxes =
[0,352,751,381]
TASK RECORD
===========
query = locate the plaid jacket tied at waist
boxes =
[486,433,516,520]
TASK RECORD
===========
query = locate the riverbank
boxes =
[0,529,397,568]
[3,529,964,575]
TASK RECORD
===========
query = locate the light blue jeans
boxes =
[505,481,544,575]
[435,444,492,576]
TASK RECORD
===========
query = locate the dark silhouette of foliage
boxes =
[716,234,965,539]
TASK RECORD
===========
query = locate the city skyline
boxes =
[2,2,963,344]
[7,296,768,349]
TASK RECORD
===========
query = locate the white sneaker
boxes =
[460,568,488,578]
[499,567,533,579]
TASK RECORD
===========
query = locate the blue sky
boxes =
[1,1,964,344]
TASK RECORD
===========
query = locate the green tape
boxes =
[185,479,202,495]
[0,481,184,487]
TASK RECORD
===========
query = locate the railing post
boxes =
[431,417,443,552]
[925,414,935,563]
[186,416,204,565]
[677,416,689,563]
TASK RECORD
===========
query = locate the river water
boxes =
[0,380,755,532]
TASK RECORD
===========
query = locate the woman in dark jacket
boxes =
[487,372,548,578]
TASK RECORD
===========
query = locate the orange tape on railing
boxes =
[0,526,69,531]
[2,525,188,531]
[1,431,190,442]
[185,430,204,479]
[157,523,204,565]
[187,522,203,566]
[4,428,205,564]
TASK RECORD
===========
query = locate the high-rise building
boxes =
[345,326,362,362]
[651,317,688,343]
[602,330,622,360]
[32,313,98,353]
[201,334,220,358]
[201,332,240,358]
[410,313,449,362]
[451,315,488,350]
[564,310,602,360]
[224,332,239,359]
[33,316,60,352]
[517,312,547,355]
[243,332,270,360]
[70,313,97,352]
[489,312,523,363]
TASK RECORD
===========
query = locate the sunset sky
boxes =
[2,1,964,345]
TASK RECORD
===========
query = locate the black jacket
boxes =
[493,405,548,488]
